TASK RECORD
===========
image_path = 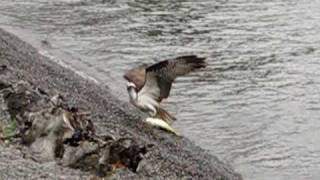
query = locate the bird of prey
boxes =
[124,55,206,123]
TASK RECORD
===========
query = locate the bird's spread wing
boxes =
[123,64,148,91]
[139,55,206,102]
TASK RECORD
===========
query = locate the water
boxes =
[1,0,320,179]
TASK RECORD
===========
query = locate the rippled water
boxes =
[1,0,320,179]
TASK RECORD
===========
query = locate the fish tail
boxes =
[156,107,176,124]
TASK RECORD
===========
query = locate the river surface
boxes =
[1,0,320,179]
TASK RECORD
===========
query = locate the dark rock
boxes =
[0,64,7,74]
[100,138,149,173]
[0,81,10,90]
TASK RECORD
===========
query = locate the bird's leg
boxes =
[147,105,157,117]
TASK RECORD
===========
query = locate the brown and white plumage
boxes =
[124,55,206,123]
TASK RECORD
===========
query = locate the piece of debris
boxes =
[0,80,151,177]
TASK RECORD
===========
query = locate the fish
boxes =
[145,117,181,136]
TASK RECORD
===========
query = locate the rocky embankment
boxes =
[0,28,242,179]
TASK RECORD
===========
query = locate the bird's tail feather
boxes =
[156,107,176,124]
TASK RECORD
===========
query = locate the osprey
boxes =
[124,55,206,123]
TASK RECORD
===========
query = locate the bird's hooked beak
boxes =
[126,81,137,91]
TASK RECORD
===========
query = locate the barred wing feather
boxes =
[139,55,206,102]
